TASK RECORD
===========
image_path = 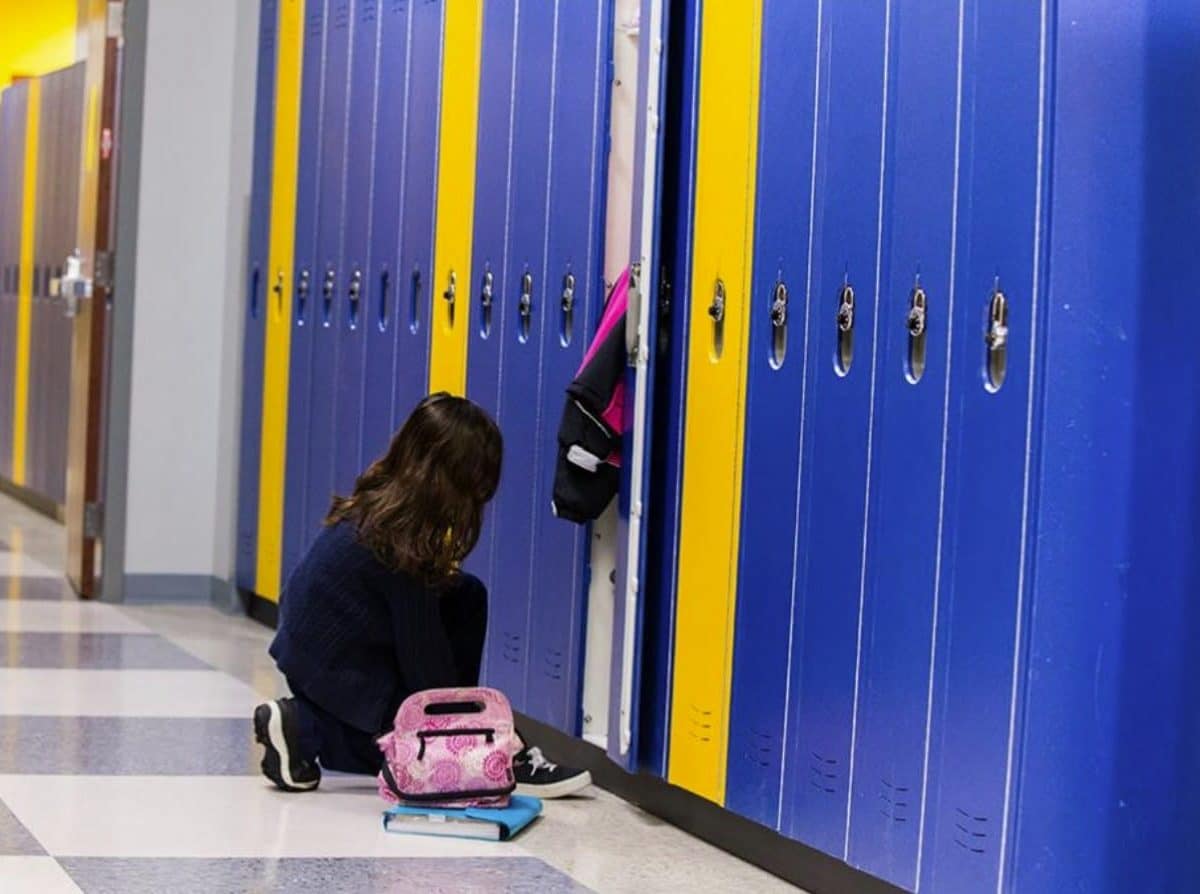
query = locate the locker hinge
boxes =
[94,251,114,292]
[107,2,124,40]
[83,502,104,539]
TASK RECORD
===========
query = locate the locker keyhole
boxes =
[984,288,1008,393]
[377,268,390,332]
[560,272,575,347]
[442,269,457,329]
[708,278,726,360]
[479,270,494,339]
[249,265,261,320]
[347,268,362,329]
[295,268,311,324]
[518,272,533,343]
[321,267,335,326]
[906,285,928,384]
[409,267,422,334]
[769,280,788,369]
[835,283,855,376]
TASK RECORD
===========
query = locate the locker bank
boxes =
[0,0,1196,892]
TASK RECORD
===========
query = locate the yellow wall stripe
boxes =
[254,0,305,602]
[12,79,41,486]
[667,0,764,804]
[428,0,484,396]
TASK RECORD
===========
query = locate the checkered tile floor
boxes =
[0,495,797,892]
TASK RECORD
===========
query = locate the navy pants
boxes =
[291,575,488,775]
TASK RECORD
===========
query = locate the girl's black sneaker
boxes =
[513,745,592,798]
[253,698,321,792]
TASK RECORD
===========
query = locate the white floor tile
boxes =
[0,857,83,893]
[0,556,62,579]
[0,602,150,634]
[0,670,261,717]
[0,776,523,860]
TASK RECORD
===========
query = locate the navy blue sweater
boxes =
[269,521,466,734]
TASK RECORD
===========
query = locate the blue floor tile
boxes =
[59,857,592,893]
[0,716,260,775]
[0,633,210,669]
[0,799,44,856]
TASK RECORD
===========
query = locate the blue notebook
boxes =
[382,796,543,841]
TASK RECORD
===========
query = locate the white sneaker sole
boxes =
[515,769,593,800]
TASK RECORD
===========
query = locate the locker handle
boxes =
[442,269,457,329]
[560,272,575,347]
[295,268,310,323]
[409,267,422,334]
[249,265,261,320]
[906,285,928,384]
[518,272,533,343]
[984,287,1008,392]
[321,268,336,326]
[835,283,855,376]
[347,268,362,329]
[708,278,726,360]
[377,268,390,332]
[769,280,788,369]
[272,269,285,314]
[479,270,494,339]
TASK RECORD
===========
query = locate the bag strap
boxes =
[379,760,405,801]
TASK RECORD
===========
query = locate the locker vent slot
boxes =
[542,646,564,681]
[501,631,523,665]
[953,806,990,854]
[334,0,350,29]
[687,703,714,743]
[361,0,377,24]
[809,751,839,794]
[746,729,775,770]
[879,778,912,823]
[307,11,322,38]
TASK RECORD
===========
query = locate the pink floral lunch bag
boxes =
[376,687,520,808]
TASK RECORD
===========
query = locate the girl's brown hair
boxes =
[326,393,503,585]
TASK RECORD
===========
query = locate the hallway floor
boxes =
[0,495,796,893]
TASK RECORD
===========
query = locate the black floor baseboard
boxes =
[515,714,905,894]
[241,588,279,628]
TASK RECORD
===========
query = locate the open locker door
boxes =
[64,0,122,598]
[607,0,669,769]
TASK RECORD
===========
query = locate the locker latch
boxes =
[443,270,457,307]
[708,279,726,323]
[348,269,362,326]
[561,273,576,314]
[273,269,285,310]
[836,284,855,332]
[296,268,311,320]
[985,289,1008,350]
[770,281,788,329]
[519,272,534,320]
[907,286,927,337]
[480,271,494,309]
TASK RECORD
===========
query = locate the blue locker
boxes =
[845,2,961,888]
[301,0,352,559]
[523,0,611,733]
[724,0,818,828]
[476,2,557,712]
[635,0,700,777]
[1011,3,1200,891]
[280,0,329,584]
[389,0,440,426]
[780,1,889,858]
[360,0,411,468]
[918,0,1046,890]
[463,0,517,659]
[332,0,381,495]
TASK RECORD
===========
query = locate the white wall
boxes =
[122,0,255,582]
